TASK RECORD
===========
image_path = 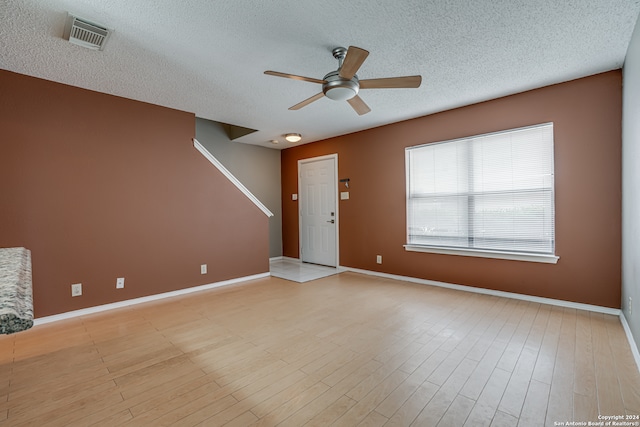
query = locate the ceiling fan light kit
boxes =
[264,45,422,116]
[323,71,359,100]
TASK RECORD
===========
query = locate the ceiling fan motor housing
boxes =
[323,71,359,101]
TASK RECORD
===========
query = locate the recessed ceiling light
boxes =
[270,139,279,144]
[285,133,302,143]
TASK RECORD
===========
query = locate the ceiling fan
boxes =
[264,46,422,116]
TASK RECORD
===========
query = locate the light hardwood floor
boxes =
[1,272,639,426]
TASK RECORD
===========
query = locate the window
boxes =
[405,123,558,263]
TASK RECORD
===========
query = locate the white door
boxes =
[299,155,338,267]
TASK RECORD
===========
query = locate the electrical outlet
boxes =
[71,283,82,297]
[116,277,125,289]
[201,264,207,274]
[629,297,633,315]
[376,255,382,264]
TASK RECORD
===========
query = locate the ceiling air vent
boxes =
[63,14,111,51]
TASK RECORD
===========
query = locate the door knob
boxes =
[327,219,335,224]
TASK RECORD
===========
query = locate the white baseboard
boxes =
[270,256,300,262]
[341,266,621,316]
[34,272,270,325]
[619,313,640,372]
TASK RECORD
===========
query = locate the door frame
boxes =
[297,154,339,266]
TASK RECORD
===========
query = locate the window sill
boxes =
[403,244,559,264]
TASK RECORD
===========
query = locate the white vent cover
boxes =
[63,14,111,51]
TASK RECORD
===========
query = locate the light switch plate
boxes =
[340,192,350,200]
[292,194,298,201]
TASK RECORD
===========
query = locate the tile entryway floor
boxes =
[269,257,342,283]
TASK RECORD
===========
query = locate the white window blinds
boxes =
[406,123,555,255]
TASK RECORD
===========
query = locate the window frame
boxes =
[404,123,559,264]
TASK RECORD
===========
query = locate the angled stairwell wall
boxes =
[0,70,270,318]
[195,117,282,258]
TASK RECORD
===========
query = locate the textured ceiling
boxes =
[1,0,639,149]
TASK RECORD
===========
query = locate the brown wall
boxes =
[0,70,269,317]
[282,71,622,308]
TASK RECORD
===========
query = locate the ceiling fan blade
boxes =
[339,46,369,80]
[347,95,371,116]
[289,92,325,110]
[359,75,422,89]
[264,71,325,84]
